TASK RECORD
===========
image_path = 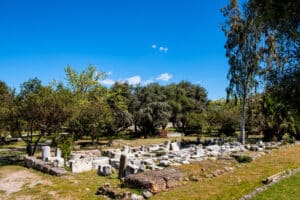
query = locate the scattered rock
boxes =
[224,166,234,172]
[204,174,213,178]
[130,193,144,200]
[142,190,153,199]
[189,175,199,182]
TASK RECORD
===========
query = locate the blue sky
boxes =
[0,0,229,100]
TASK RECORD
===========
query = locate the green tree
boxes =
[222,0,261,144]
[165,81,208,134]
[13,78,71,155]
[65,65,105,94]
[106,83,133,135]
[136,102,170,138]
[65,65,113,143]
[0,81,16,143]
[133,83,168,137]
[246,0,300,140]
[207,100,240,137]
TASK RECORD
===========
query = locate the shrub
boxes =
[282,133,295,144]
[218,120,236,136]
[57,135,73,162]
[232,155,253,163]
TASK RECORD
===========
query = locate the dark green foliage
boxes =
[9,78,72,155]
[136,102,170,137]
[222,0,300,142]
[219,120,236,136]
[207,100,239,136]
[184,112,206,135]
[165,81,208,134]
[232,154,253,163]
[57,135,73,161]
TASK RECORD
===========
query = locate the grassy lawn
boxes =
[153,144,300,200]
[252,172,300,200]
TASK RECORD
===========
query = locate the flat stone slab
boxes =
[124,167,186,193]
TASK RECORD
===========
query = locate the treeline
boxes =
[0,66,210,155]
[0,64,299,155]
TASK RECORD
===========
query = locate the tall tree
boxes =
[14,78,71,155]
[165,81,207,134]
[0,81,15,143]
[246,0,300,139]
[136,102,170,138]
[222,0,261,144]
[107,83,133,135]
[65,65,105,94]
[65,65,110,142]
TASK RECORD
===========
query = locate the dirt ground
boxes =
[0,166,51,200]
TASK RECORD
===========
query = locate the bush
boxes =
[57,135,73,162]
[282,133,295,144]
[218,120,236,136]
[232,155,253,163]
[206,126,213,136]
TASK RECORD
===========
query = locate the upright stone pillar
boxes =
[118,154,128,179]
[164,141,171,151]
[55,148,62,158]
[42,146,51,161]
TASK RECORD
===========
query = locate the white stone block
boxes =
[98,164,112,176]
[70,159,93,173]
[42,146,51,161]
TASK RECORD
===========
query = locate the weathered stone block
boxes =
[124,168,186,193]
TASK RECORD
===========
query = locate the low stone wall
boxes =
[24,156,67,176]
[240,168,300,200]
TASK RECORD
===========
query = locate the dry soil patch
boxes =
[0,166,51,199]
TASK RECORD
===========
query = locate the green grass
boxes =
[153,144,300,200]
[252,172,300,200]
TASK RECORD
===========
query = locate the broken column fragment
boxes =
[118,154,128,179]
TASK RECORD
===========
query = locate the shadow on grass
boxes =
[0,148,26,167]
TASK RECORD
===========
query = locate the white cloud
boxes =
[156,73,172,81]
[152,44,157,49]
[126,75,141,85]
[159,46,168,53]
[100,79,115,85]
[107,71,113,75]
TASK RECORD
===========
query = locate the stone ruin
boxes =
[24,146,67,176]
[67,140,283,179]
[67,140,248,177]
[23,140,282,179]
[21,139,283,199]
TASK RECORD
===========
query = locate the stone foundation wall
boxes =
[24,156,67,176]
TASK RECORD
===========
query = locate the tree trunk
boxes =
[240,97,246,145]
[91,136,95,145]
[96,137,99,148]
[31,132,44,156]
[134,123,137,134]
